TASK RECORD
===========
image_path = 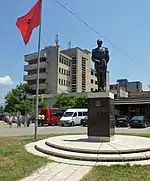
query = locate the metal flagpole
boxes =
[35,0,43,140]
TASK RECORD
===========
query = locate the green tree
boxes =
[38,101,47,109]
[4,83,32,113]
[73,95,88,108]
[15,100,32,113]
[53,93,75,110]
[53,93,88,109]
[0,106,4,113]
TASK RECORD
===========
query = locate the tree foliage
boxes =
[53,93,87,109]
[73,95,88,108]
[4,83,32,113]
[38,101,47,109]
[0,106,4,113]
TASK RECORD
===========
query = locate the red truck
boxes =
[39,108,65,126]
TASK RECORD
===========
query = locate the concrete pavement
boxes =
[0,121,150,137]
[20,162,92,181]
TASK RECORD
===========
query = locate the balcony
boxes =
[24,62,47,71]
[28,83,47,90]
[24,73,47,81]
[25,51,46,62]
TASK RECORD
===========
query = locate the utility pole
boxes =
[148,85,150,96]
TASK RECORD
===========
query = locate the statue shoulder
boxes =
[104,47,109,52]
[92,47,98,53]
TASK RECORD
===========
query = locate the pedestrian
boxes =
[38,114,42,126]
[9,114,13,128]
[17,112,22,128]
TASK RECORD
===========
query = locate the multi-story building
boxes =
[24,44,109,95]
[61,47,92,93]
[110,79,142,93]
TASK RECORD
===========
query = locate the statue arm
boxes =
[91,55,96,62]
[91,49,98,62]
[105,48,110,63]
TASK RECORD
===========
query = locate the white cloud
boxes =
[0,76,13,85]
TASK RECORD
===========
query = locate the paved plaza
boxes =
[0,121,150,137]
[20,162,92,181]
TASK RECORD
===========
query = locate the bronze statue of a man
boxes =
[92,40,110,92]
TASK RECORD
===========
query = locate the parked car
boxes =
[60,108,88,126]
[81,116,88,127]
[116,115,129,127]
[0,114,7,121]
[40,108,65,126]
[129,115,150,128]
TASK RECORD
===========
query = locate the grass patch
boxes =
[82,133,150,181]
[0,135,50,181]
[82,165,150,181]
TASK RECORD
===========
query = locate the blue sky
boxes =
[0,0,150,102]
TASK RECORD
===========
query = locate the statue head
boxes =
[97,39,103,47]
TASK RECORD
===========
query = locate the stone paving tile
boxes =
[35,163,69,181]
[49,165,81,181]
[20,163,59,181]
[65,166,92,181]
[20,163,91,181]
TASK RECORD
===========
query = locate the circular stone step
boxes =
[33,135,150,163]
[34,140,150,162]
[45,135,150,154]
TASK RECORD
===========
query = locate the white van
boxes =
[60,108,88,126]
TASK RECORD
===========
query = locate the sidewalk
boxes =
[20,162,92,181]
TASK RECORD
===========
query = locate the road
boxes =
[0,121,150,137]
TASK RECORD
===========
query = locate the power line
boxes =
[53,0,132,60]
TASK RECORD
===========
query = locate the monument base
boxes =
[88,91,115,142]
[88,136,114,142]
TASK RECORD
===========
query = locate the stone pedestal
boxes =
[88,92,115,142]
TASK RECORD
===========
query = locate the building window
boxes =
[95,73,97,77]
[64,80,66,85]
[59,79,61,84]
[39,89,45,94]
[61,79,63,85]
[91,79,93,84]
[62,68,64,74]
[91,88,93,92]
[39,79,45,84]
[69,61,70,66]
[91,71,93,75]
[95,81,97,85]
[59,67,61,73]
[59,57,61,63]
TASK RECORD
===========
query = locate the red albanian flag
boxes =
[16,0,42,45]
